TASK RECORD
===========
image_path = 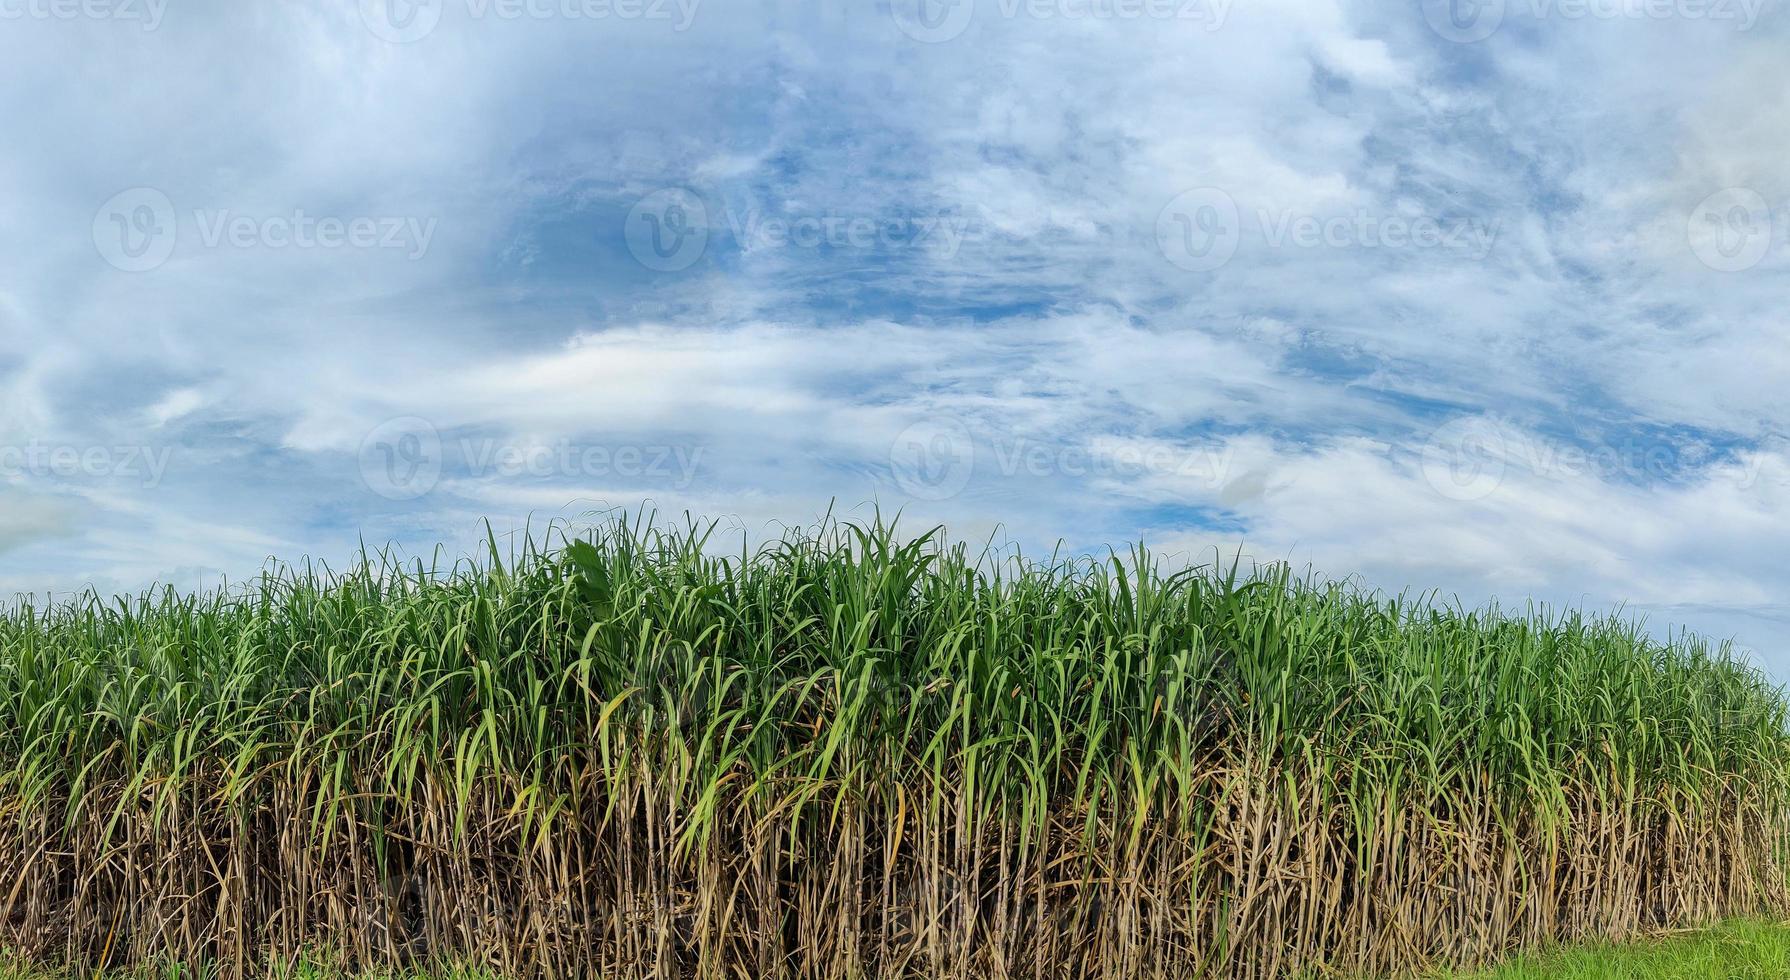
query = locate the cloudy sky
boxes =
[2,0,1787,673]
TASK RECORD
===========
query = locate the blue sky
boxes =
[2,0,1787,673]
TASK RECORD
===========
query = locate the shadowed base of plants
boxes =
[9,920,1790,979]
[2,513,1787,978]
[1430,918,1790,978]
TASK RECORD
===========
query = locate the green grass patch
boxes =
[1432,920,1790,978]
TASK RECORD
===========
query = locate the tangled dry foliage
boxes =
[3,512,1789,978]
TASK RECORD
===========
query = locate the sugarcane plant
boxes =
[2,511,1786,978]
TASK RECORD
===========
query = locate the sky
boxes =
[1,0,1787,674]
